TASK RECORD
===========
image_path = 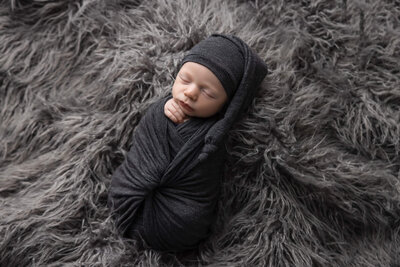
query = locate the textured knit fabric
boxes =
[107,33,268,252]
[197,34,269,161]
[108,95,224,252]
[180,34,245,101]
[175,117,205,143]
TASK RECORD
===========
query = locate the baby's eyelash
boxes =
[202,88,214,98]
[179,75,189,82]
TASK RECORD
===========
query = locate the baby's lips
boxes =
[178,100,194,112]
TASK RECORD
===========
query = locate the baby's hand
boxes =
[164,98,189,123]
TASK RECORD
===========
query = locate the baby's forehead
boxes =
[179,62,226,91]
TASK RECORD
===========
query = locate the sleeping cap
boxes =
[179,35,245,101]
[184,34,269,161]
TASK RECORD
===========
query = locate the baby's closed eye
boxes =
[179,74,189,83]
[201,88,215,98]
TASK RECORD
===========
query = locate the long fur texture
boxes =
[1,0,400,266]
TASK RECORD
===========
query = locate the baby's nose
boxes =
[184,84,199,100]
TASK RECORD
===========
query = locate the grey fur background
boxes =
[1,0,400,266]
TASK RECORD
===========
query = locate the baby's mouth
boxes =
[179,100,194,112]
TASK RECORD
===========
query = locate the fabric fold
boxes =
[108,94,225,252]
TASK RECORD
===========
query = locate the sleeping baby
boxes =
[164,61,227,124]
[108,34,268,252]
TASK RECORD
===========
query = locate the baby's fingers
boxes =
[165,109,180,123]
[171,100,186,119]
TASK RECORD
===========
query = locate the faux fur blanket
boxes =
[1,0,400,266]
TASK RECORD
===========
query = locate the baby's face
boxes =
[172,62,228,118]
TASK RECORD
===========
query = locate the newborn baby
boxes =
[108,34,268,253]
[164,61,228,124]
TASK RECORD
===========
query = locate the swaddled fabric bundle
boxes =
[108,34,268,252]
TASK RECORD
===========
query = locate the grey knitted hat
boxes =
[179,34,245,101]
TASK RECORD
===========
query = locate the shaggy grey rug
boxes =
[1,0,400,266]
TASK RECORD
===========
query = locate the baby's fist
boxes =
[164,98,188,123]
